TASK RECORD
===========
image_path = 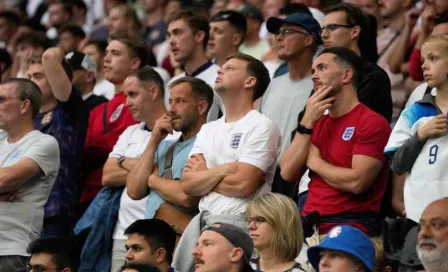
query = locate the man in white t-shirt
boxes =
[101,67,175,271]
[259,12,321,197]
[0,78,59,271]
[166,10,224,122]
[172,53,281,271]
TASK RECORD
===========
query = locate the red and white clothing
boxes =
[303,104,391,234]
[80,92,137,204]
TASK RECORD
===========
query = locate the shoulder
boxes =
[121,123,143,136]
[31,131,59,148]
[358,105,390,128]
[247,111,280,134]
[363,62,390,82]
[401,99,438,127]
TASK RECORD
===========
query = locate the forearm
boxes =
[392,173,406,215]
[41,51,72,102]
[149,175,199,208]
[0,169,21,193]
[390,134,426,174]
[214,165,262,197]
[280,132,311,182]
[388,27,412,73]
[181,165,228,196]
[311,159,363,194]
[127,140,159,200]
[102,158,139,187]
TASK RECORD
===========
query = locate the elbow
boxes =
[126,187,145,200]
[279,166,301,183]
[180,179,194,196]
[180,195,199,208]
[101,172,113,187]
[239,181,263,197]
[350,179,371,195]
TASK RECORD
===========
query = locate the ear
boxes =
[304,35,314,48]
[149,85,159,100]
[156,248,167,263]
[243,76,256,90]
[61,268,71,272]
[232,33,242,47]
[85,71,95,84]
[195,30,206,46]
[20,99,31,115]
[229,248,244,263]
[341,68,354,85]
[198,99,208,116]
[130,58,141,71]
[351,25,361,41]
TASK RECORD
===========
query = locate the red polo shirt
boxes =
[80,92,137,203]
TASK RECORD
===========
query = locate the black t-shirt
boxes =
[84,94,108,113]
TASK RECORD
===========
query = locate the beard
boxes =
[417,239,448,272]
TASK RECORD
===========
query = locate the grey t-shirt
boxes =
[0,130,60,256]
[259,72,313,162]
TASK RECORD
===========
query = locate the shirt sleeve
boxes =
[353,114,391,162]
[188,125,207,158]
[109,126,131,158]
[23,134,60,178]
[409,48,424,81]
[238,120,281,173]
[384,107,416,160]
[60,87,88,124]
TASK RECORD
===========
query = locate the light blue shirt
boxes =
[145,136,197,218]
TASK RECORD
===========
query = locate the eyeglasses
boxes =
[321,24,354,33]
[275,28,310,38]
[246,216,267,227]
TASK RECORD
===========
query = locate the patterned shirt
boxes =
[251,258,306,272]
[33,89,88,217]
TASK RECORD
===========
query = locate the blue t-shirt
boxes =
[145,136,197,218]
[33,89,88,217]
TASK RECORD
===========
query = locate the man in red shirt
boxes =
[280,47,391,237]
[80,32,149,212]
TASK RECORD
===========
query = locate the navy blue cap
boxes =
[307,225,375,272]
[267,13,321,42]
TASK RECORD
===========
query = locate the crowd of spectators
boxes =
[0,0,447,271]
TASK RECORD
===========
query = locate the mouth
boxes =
[423,74,431,80]
[215,77,222,83]
[419,243,437,251]
[323,42,331,47]
[172,48,180,55]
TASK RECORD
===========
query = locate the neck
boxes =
[97,69,105,82]
[287,52,313,80]
[146,7,164,26]
[258,248,294,271]
[6,120,34,143]
[387,12,405,31]
[348,44,361,57]
[182,118,206,141]
[157,262,170,272]
[40,98,58,113]
[184,50,209,76]
[143,102,168,129]
[222,93,254,122]
[328,86,359,118]
[216,48,238,67]
[244,33,260,46]
[114,82,125,94]
[80,85,94,96]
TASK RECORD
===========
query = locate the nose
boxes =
[319,254,331,268]
[192,246,201,257]
[418,223,433,241]
[104,52,111,63]
[421,62,428,71]
[125,249,133,261]
[126,97,132,108]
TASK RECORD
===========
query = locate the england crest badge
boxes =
[342,127,355,141]
[230,133,243,149]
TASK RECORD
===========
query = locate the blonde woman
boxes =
[246,193,305,272]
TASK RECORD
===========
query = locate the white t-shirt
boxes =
[93,79,115,100]
[109,122,180,240]
[0,130,59,256]
[405,83,437,109]
[189,110,281,215]
[166,63,224,122]
[239,40,270,61]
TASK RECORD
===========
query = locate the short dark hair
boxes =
[169,76,214,114]
[318,47,364,89]
[112,4,143,32]
[84,40,108,55]
[109,32,149,68]
[58,24,86,39]
[130,66,165,99]
[29,55,73,81]
[226,53,271,101]
[168,10,210,50]
[120,262,161,272]
[73,0,87,13]
[0,48,12,72]
[1,78,42,118]
[0,11,20,28]
[279,3,312,16]
[26,237,80,271]
[15,32,51,51]
[210,10,247,45]
[49,0,74,18]
[124,219,176,264]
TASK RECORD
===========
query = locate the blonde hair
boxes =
[422,33,448,52]
[246,193,303,262]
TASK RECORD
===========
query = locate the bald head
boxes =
[416,199,448,272]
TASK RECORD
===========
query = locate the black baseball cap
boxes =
[202,223,254,271]
[240,5,264,23]
[210,10,247,34]
[65,51,97,77]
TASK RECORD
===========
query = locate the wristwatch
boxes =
[296,124,313,135]
[117,156,126,167]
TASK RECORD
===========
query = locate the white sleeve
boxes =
[188,125,207,158]
[23,135,60,178]
[384,108,414,159]
[405,83,427,109]
[239,120,281,172]
[109,127,131,158]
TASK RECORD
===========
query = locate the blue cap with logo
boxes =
[267,13,322,43]
[307,225,375,272]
